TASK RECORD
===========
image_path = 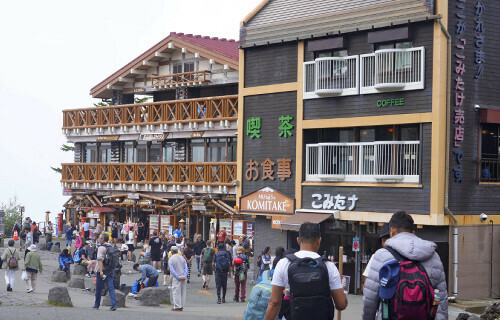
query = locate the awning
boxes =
[280,212,332,231]
[90,206,115,213]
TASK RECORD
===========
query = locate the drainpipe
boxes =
[438,17,458,301]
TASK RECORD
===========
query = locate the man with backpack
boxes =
[233,246,250,303]
[1,240,21,291]
[362,211,448,320]
[93,233,118,311]
[265,222,347,320]
[201,240,215,290]
[213,242,232,304]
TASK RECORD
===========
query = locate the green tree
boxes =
[1,196,21,237]
[51,144,75,173]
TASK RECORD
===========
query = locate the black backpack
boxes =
[103,245,120,271]
[214,251,231,273]
[287,254,334,320]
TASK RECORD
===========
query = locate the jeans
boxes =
[94,270,116,308]
[66,238,71,247]
[215,271,228,298]
[195,255,201,273]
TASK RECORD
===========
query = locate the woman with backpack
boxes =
[259,247,272,277]
[233,246,250,303]
[1,240,21,291]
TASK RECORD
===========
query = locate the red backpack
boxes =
[379,247,435,320]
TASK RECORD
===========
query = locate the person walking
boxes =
[183,243,194,283]
[93,233,117,311]
[23,244,42,293]
[216,227,227,244]
[2,240,21,292]
[83,219,90,239]
[201,240,215,289]
[362,211,448,320]
[45,221,54,243]
[260,246,272,276]
[149,230,162,271]
[266,222,347,320]
[126,226,135,262]
[193,234,205,277]
[65,223,74,248]
[213,242,232,304]
[272,247,285,270]
[110,218,119,246]
[24,227,33,257]
[133,263,159,287]
[233,246,249,303]
[94,220,103,240]
[169,246,188,312]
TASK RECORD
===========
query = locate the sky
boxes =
[0,0,262,223]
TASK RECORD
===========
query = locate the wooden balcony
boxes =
[61,162,237,187]
[62,95,237,130]
[151,70,211,88]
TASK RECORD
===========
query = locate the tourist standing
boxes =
[93,233,117,311]
[110,218,119,246]
[23,244,42,293]
[169,246,188,312]
[183,243,194,283]
[201,240,215,289]
[233,246,249,303]
[83,219,90,239]
[65,223,74,248]
[260,246,272,276]
[126,226,135,262]
[137,221,145,245]
[45,221,54,243]
[217,227,227,244]
[2,240,21,292]
[149,230,162,271]
[193,234,205,277]
[213,242,232,304]
[94,220,103,239]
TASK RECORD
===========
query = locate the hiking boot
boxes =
[233,297,239,302]
[241,299,245,303]
[202,281,206,289]
[197,273,201,277]
[217,297,221,304]
[222,296,226,303]
[110,306,116,311]
[7,285,12,292]
[187,280,190,283]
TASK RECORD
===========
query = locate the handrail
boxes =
[151,70,211,87]
[61,162,237,186]
[62,95,238,130]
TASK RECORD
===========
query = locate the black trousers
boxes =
[215,271,228,297]
[147,276,159,287]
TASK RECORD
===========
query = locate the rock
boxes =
[482,302,500,320]
[119,285,132,296]
[52,270,68,283]
[39,243,47,251]
[156,287,170,304]
[102,290,126,308]
[68,277,85,289]
[456,314,470,320]
[48,286,73,306]
[131,252,137,262]
[51,243,61,252]
[73,264,87,276]
[467,315,480,320]
[137,287,160,306]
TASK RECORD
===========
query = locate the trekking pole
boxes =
[337,246,343,320]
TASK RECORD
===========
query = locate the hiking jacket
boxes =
[362,232,448,320]
[25,251,43,272]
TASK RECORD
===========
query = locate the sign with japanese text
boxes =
[96,135,120,141]
[311,193,358,211]
[246,115,295,139]
[191,200,206,211]
[245,158,292,181]
[138,133,168,141]
[271,216,286,230]
[240,186,295,215]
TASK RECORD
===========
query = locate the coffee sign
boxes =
[240,186,294,214]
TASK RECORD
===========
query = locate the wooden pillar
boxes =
[196,212,200,235]
[174,212,178,228]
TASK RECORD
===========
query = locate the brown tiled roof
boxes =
[169,32,239,61]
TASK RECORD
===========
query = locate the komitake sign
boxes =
[240,186,294,215]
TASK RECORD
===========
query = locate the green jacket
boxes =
[1,247,21,271]
[24,251,43,272]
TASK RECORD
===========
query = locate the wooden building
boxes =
[61,32,251,242]
[237,0,500,299]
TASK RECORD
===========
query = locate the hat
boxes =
[28,244,37,252]
[173,233,179,238]
[380,223,390,239]
[73,230,79,236]
[170,246,178,252]
[378,259,401,299]
[217,242,225,250]
[237,246,244,254]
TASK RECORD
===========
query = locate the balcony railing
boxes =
[304,55,359,99]
[61,162,236,187]
[62,95,238,130]
[151,70,211,88]
[306,141,420,183]
[479,158,500,182]
[360,47,425,94]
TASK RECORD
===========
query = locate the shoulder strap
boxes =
[385,246,407,262]
[285,253,298,263]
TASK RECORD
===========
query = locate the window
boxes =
[190,139,205,162]
[375,41,413,71]
[149,142,162,162]
[163,143,175,162]
[207,138,225,162]
[184,62,194,73]
[84,143,96,163]
[314,49,348,59]
[173,64,182,74]
[136,142,147,162]
[123,142,134,162]
[173,62,195,74]
[227,138,237,162]
[98,143,112,162]
[480,124,500,182]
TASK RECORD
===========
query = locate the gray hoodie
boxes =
[362,232,448,320]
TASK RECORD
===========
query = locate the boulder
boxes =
[131,252,137,262]
[137,287,160,306]
[156,287,170,304]
[73,264,87,276]
[102,290,126,308]
[39,243,47,251]
[52,270,68,283]
[51,242,61,252]
[48,286,73,306]
[482,302,500,320]
[119,285,132,296]
[68,277,86,289]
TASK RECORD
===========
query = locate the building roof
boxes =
[90,32,239,98]
[240,0,438,48]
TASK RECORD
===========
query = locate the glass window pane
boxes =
[359,128,375,142]
[192,146,204,162]
[396,42,412,49]
[99,143,111,163]
[163,144,174,162]
[315,50,332,59]
[85,143,96,163]
[375,126,394,141]
[400,125,419,141]
[136,142,147,162]
[124,142,134,162]
[339,129,354,142]
[149,142,162,162]
[333,50,348,57]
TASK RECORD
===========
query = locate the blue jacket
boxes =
[59,254,73,268]
[65,227,74,240]
[139,264,159,282]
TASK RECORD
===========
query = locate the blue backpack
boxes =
[73,249,81,263]
[243,270,274,320]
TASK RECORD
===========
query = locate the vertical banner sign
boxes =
[452,0,467,184]
[474,2,485,79]
[352,237,360,252]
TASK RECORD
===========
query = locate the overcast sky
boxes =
[0,0,261,223]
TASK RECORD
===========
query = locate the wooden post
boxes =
[337,246,344,320]
[196,212,200,235]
